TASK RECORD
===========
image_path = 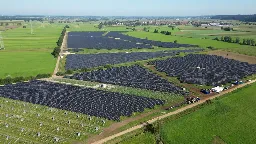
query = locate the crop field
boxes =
[0,21,65,78]
[148,54,256,86]
[65,49,203,70]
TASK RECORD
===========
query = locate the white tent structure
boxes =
[211,86,224,93]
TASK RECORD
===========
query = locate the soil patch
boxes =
[208,50,256,64]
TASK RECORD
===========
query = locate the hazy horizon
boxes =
[2,0,255,16]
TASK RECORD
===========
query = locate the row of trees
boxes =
[98,22,103,29]
[160,31,171,35]
[51,25,69,58]
[221,27,233,31]
[168,25,175,30]
[211,15,256,22]
[0,74,51,85]
[213,36,256,46]
[153,29,171,35]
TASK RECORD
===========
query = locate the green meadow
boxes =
[0,22,64,78]
[116,82,256,144]
[126,31,256,56]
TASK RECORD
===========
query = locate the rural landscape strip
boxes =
[90,79,256,144]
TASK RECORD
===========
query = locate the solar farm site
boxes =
[1,14,256,144]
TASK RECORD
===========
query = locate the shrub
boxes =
[56,72,65,76]
[36,74,51,79]
[51,47,61,58]
[104,64,112,69]
[66,70,73,74]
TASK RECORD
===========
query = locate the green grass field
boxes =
[119,132,155,144]
[0,51,56,78]
[126,31,256,56]
[161,83,256,144]
[116,82,256,144]
[0,22,64,78]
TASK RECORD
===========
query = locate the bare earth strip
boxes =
[90,79,256,144]
[208,50,256,64]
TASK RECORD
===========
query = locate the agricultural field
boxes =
[0,51,56,78]
[0,21,64,78]
[114,82,256,144]
[126,31,256,56]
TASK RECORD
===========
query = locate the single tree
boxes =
[235,37,240,44]
[251,39,255,46]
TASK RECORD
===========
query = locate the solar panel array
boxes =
[0,80,164,121]
[65,49,204,70]
[149,54,256,86]
[67,31,198,50]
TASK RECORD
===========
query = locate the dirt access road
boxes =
[208,50,256,64]
[52,32,68,77]
[90,79,256,144]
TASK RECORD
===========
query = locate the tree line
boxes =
[153,29,171,35]
[0,74,51,85]
[211,15,256,22]
[51,25,69,58]
[213,36,256,46]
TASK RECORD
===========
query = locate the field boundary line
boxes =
[91,79,256,144]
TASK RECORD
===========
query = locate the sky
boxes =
[2,0,256,16]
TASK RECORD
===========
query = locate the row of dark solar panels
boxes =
[67,31,198,50]
[65,49,204,70]
[105,31,198,48]
[148,54,256,86]
[68,36,153,49]
[0,80,164,121]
